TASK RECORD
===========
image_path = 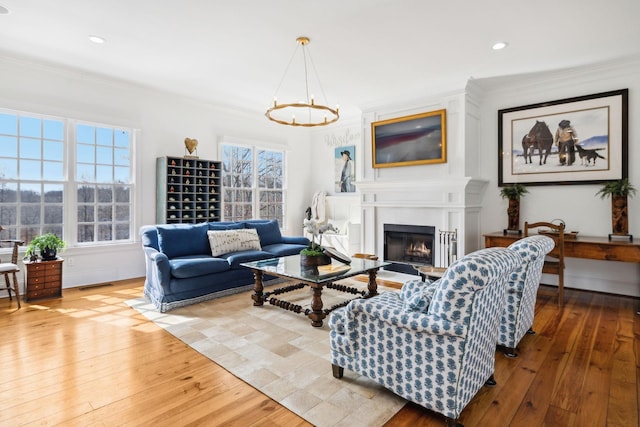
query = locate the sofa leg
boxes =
[484,374,496,387]
[445,416,464,427]
[527,328,536,335]
[332,364,344,379]
[503,347,518,358]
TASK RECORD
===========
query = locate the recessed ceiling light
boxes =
[88,35,106,44]
[492,42,508,50]
[0,5,10,14]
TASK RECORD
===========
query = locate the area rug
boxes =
[126,278,407,427]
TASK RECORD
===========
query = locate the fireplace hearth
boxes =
[383,224,435,274]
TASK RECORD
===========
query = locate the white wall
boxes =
[0,56,312,289]
[473,55,640,296]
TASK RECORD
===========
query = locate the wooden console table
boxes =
[484,232,640,263]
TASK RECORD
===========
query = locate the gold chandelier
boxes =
[266,36,339,127]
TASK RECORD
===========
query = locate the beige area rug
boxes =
[126,278,407,427]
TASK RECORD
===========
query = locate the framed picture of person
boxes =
[335,145,355,193]
[498,89,628,186]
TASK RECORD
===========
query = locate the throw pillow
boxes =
[246,219,282,246]
[157,223,209,258]
[207,229,262,257]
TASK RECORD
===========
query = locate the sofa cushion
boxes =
[207,229,262,257]
[224,250,274,269]
[262,242,308,257]
[169,256,230,279]
[245,219,282,246]
[157,223,210,258]
[208,222,245,231]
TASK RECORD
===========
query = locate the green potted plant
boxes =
[500,183,529,232]
[25,233,66,261]
[301,212,331,267]
[595,178,636,236]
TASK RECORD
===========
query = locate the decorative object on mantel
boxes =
[500,183,529,235]
[24,233,66,261]
[184,137,199,158]
[265,36,339,127]
[595,178,636,241]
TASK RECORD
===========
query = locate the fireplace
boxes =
[383,224,435,274]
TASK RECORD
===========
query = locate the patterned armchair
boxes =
[329,247,521,426]
[498,235,555,357]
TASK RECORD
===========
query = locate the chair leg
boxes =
[4,274,12,301]
[484,374,496,387]
[11,272,21,309]
[332,364,344,379]
[557,271,564,307]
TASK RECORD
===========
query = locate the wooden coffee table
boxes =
[242,255,390,327]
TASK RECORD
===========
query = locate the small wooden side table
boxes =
[24,258,63,302]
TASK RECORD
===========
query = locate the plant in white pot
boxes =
[595,178,636,236]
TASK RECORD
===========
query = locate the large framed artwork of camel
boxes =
[498,89,628,186]
[372,109,446,168]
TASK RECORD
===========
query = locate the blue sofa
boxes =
[140,219,309,312]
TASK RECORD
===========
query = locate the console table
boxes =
[484,232,640,263]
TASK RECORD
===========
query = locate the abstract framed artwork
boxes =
[371,109,446,168]
[498,89,628,186]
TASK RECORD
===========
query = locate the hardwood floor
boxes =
[1,279,638,426]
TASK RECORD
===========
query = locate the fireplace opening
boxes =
[383,224,435,275]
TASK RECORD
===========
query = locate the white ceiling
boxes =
[1,0,639,121]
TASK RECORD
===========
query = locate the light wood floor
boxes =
[1,278,638,426]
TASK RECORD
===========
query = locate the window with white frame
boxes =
[0,109,133,245]
[221,143,285,224]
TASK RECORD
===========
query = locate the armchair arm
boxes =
[143,246,171,291]
[347,296,468,338]
[280,235,310,245]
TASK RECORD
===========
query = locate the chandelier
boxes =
[265,36,339,127]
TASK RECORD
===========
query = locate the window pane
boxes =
[115,205,130,221]
[78,205,94,222]
[43,140,63,161]
[77,186,95,203]
[96,165,112,183]
[77,163,95,182]
[0,158,17,179]
[20,138,41,159]
[43,161,64,180]
[0,113,17,134]
[43,120,64,141]
[0,206,17,226]
[44,184,63,203]
[77,144,95,163]
[115,224,129,240]
[96,146,113,164]
[20,184,41,202]
[114,130,130,148]
[114,148,129,166]
[0,135,18,157]
[98,186,113,202]
[78,224,94,242]
[98,205,112,221]
[44,205,63,224]
[20,117,41,138]
[96,127,113,146]
[98,224,112,241]
[77,124,94,144]
[114,186,130,203]
[20,159,41,180]
[0,182,17,202]
[21,205,40,225]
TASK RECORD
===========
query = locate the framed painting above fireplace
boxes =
[372,109,447,168]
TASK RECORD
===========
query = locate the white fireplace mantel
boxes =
[355,177,488,267]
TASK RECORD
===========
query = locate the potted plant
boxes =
[25,233,66,261]
[595,178,636,236]
[500,183,529,232]
[301,212,331,267]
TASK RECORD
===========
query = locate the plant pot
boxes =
[300,253,331,267]
[611,195,629,235]
[41,247,57,261]
[507,198,520,231]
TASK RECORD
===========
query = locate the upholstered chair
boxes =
[329,247,521,427]
[498,235,555,357]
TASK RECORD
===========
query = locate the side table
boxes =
[24,258,63,301]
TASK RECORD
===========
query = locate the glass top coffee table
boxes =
[241,254,390,327]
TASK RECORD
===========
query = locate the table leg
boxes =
[251,270,264,306]
[367,269,379,298]
[307,284,325,327]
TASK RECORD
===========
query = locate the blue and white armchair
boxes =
[498,235,555,357]
[329,247,521,426]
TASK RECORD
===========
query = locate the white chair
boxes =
[0,238,24,308]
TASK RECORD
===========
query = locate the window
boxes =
[0,109,133,245]
[221,143,285,224]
